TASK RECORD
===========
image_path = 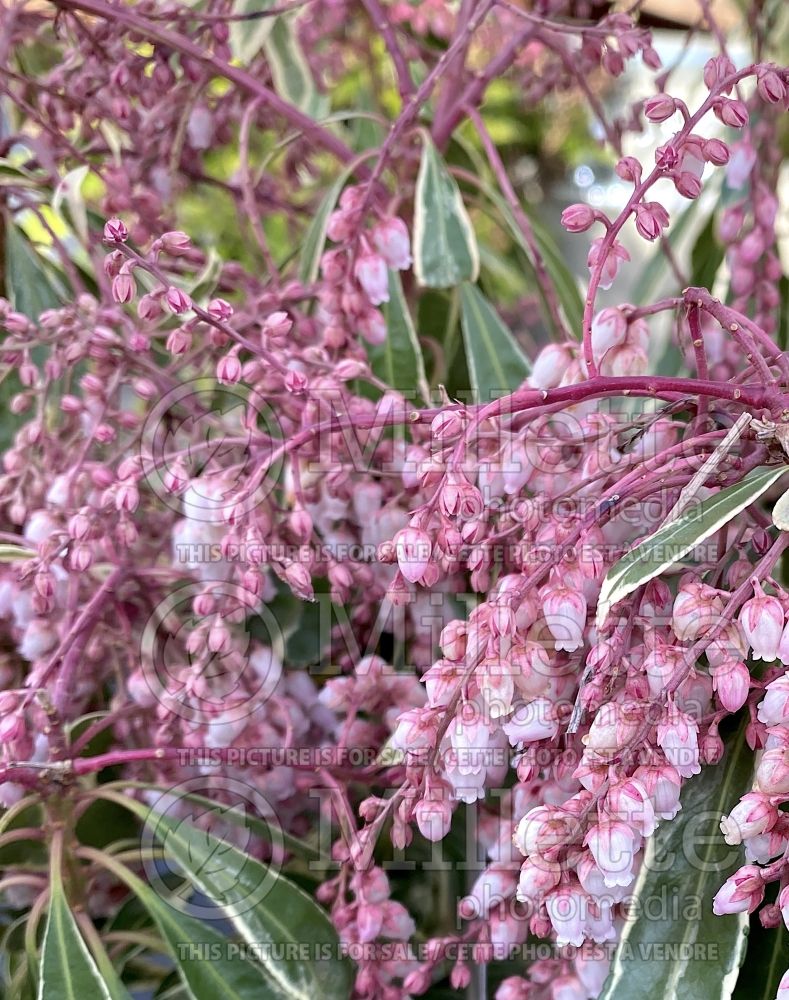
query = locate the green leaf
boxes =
[6,224,63,319]
[597,464,788,626]
[263,15,327,119]
[39,867,132,1000]
[0,544,35,562]
[691,213,725,291]
[447,136,583,337]
[459,283,530,401]
[87,850,283,1000]
[144,785,322,862]
[103,794,351,1000]
[733,917,788,999]
[492,198,584,338]
[229,1,277,64]
[368,270,430,403]
[413,137,479,288]
[297,161,358,285]
[53,166,90,246]
[778,274,789,353]
[600,725,753,1000]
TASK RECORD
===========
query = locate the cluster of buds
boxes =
[320,186,412,348]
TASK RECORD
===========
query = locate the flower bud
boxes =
[711,660,750,713]
[615,156,642,184]
[111,272,135,304]
[541,585,586,652]
[263,311,292,341]
[103,218,128,242]
[703,138,730,165]
[160,231,191,255]
[715,99,749,128]
[561,203,596,233]
[208,298,233,321]
[415,796,452,842]
[720,792,777,846]
[217,351,242,385]
[756,748,789,795]
[643,93,677,122]
[757,69,786,105]
[165,286,192,314]
[757,673,789,726]
[703,55,736,93]
[712,865,764,915]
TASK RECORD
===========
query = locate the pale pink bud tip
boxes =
[263,311,293,340]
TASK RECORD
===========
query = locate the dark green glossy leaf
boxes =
[459,283,530,401]
[6,224,63,319]
[103,795,351,1000]
[691,214,725,291]
[89,850,283,1000]
[473,183,583,338]
[39,868,132,999]
[733,917,788,999]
